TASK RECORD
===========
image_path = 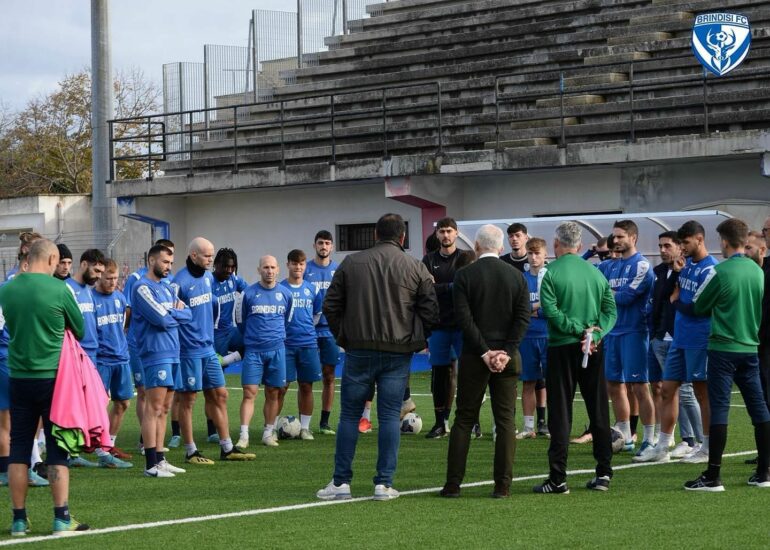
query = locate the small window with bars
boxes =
[336,222,409,251]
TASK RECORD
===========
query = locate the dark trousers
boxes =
[546,342,612,484]
[446,353,518,487]
[9,378,69,467]
[759,343,770,407]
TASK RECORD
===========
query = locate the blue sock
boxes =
[53,506,70,522]
[171,421,180,437]
[320,410,330,427]
[145,448,158,470]
[157,450,165,462]
[683,437,695,447]
[12,509,26,522]
[0,456,8,474]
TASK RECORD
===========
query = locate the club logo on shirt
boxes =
[158,370,167,381]
[695,268,701,276]
[205,278,211,287]
[187,376,196,386]
[624,265,631,275]
[275,292,284,302]
[304,288,311,297]
[228,280,233,289]
[114,299,121,309]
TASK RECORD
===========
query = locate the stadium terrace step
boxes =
[607,32,673,46]
[563,73,629,88]
[584,52,651,65]
[509,117,578,129]
[629,11,694,27]
[484,138,555,149]
[536,95,606,108]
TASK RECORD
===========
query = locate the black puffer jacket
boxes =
[323,240,439,352]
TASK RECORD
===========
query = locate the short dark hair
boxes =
[596,236,608,248]
[148,244,173,259]
[287,249,307,263]
[80,248,106,265]
[435,217,457,231]
[155,239,175,250]
[613,219,638,237]
[314,230,333,243]
[677,220,705,240]
[507,223,527,236]
[717,218,749,249]
[659,230,681,244]
[606,235,616,249]
[425,232,440,253]
[214,248,238,272]
[375,213,406,242]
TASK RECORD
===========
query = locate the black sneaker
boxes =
[533,478,569,494]
[537,419,551,439]
[425,424,448,439]
[747,470,770,488]
[684,473,724,492]
[744,456,759,465]
[472,423,482,439]
[586,475,610,491]
[32,461,48,480]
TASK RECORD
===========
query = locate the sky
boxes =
[0,0,290,112]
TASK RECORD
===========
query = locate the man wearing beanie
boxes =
[54,244,73,281]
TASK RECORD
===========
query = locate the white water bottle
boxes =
[581,328,594,368]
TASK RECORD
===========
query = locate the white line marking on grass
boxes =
[0,450,756,546]
[225,387,434,397]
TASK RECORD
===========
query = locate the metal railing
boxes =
[493,52,770,149]
[109,81,443,181]
[109,52,770,182]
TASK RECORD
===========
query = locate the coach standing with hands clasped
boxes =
[441,224,530,499]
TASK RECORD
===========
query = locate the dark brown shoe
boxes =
[439,482,461,498]
[492,483,510,498]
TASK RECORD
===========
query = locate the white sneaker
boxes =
[236,436,249,449]
[144,466,175,478]
[157,459,186,474]
[516,430,536,440]
[316,480,352,501]
[632,443,670,463]
[681,444,709,464]
[262,434,279,447]
[671,441,695,459]
[373,484,399,501]
[300,428,314,441]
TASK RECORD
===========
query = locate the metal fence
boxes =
[163,62,205,161]
[251,9,298,100]
[298,0,343,67]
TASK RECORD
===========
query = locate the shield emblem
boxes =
[187,377,196,386]
[692,13,751,77]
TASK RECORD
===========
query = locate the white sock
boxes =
[362,406,371,421]
[616,421,631,442]
[184,443,197,456]
[702,435,709,452]
[263,424,274,440]
[30,442,42,465]
[300,415,311,430]
[240,425,249,439]
[523,415,535,432]
[220,438,233,453]
[221,351,242,366]
[110,434,117,446]
[657,432,673,449]
[95,448,110,457]
[642,424,655,444]
[654,423,661,439]
[37,429,45,444]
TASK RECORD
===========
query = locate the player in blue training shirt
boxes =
[212,248,248,362]
[124,238,176,452]
[0,291,9,484]
[93,259,133,468]
[603,220,655,453]
[236,255,292,447]
[172,238,254,464]
[304,230,339,435]
[132,244,192,478]
[274,249,323,443]
[638,220,715,464]
[517,238,550,440]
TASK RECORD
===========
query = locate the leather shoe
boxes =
[439,482,461,498]
[492,483,510,498]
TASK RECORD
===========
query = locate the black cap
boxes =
[57,243,73,260]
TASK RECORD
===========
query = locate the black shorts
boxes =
[9,378,69,467]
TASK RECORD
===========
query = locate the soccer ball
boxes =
[277,415,301,439]
[611,427,625,453]
[400,413,423,435]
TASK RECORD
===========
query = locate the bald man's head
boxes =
[188,237,215,269]
[26,239,59,275]
[258,255,279,287]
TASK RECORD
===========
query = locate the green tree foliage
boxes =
[0,68,160,197]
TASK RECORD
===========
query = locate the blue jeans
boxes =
[707,350,770,426]
[333,350,411,487]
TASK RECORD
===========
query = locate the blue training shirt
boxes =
[280,279,323,348]
[672,255,718,350]
[131,276,192,367]
[303,259,338,339]
[0,300,8,361]
[125,267,173,348]
[171,267,217,358]
[94,289,129,365]
[213,273,248,334]
[236,282,292,352]
[524,269,548,339]
[66,278,99,355]
[603,252,654,335]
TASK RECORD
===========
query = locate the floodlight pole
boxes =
[91,0,116,251]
